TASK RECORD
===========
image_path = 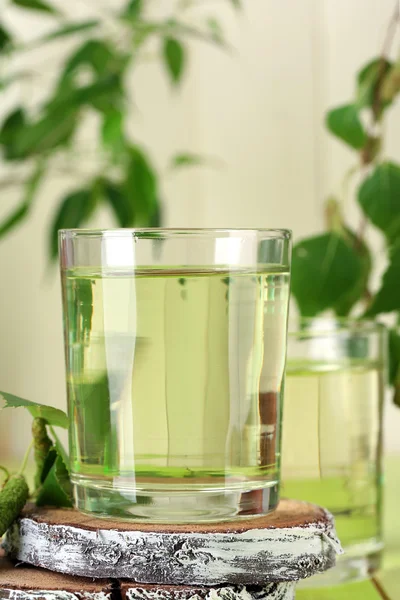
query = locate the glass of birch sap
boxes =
[281,318,386,584]
[60,229,291,523]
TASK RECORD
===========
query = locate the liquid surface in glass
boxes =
[63,266,290,521]
[282,360,384,583]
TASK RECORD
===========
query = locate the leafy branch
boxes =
[0,392,72,537]
[0,0,237,252]
[291,2,400,405]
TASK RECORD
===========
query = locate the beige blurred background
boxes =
[1,0,400,460]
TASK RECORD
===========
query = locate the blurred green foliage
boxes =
[290,4,400,406]
[0,0,237,252]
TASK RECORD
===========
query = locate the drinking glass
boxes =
[281,318,386,584]
[60,228,291,523]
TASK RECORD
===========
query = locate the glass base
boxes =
[298,540,383,588]
[73,478,279,523]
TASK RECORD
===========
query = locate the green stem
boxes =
[0,466,9,481]
[18,440,34,477]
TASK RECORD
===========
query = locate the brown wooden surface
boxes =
[0,557,295,600]
[21,498,331,533]
[0,555,112,594]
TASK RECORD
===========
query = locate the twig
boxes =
[371,576,392,600]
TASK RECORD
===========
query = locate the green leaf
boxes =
[12,111,77,158]
[122,0,142,18]
[357,57,392,111]
[38,446,57,484]
[381,61,400,103]
[0,161,45,239]
[326,103,367,149]
[124,146,160,225]
[358,162,400,242]
[163,37,185,85]
[102,109,125,157]
[333,228,372,316]
[56,40,125,114]
[291,232,364,317]
[0,108,27,160]
[230,0,242,8]
[0,392,68,428]
[63,39,115,77]
[103,181,134,227]
[0,24,12,53]
[206,18,224,44]
[12,0,59,14]
[388,328,400,408]
[365,244,400,316]
[49,189,96,259]
[389,328,400,385]
[49,427,70,473]
[42,20,99,42]
[36,454,73,508]
[170,152,215,169]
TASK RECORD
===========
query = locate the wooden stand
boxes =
[0,556,296,600]
[3,499,342,587]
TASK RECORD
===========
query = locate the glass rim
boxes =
[288,316,386,337]
[58,227,292,240]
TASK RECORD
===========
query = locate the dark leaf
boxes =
[358,161,400,242]
[0,161,45,238]
[38,447,57,485]
[122,0,142,18]
[103,181,134,227]
[12,0,59,14]
[50,429,70,472]
[0,24,12,53]
[163,37,185,84]
[206,18,224,44]
[49,189,95,259]
[389,328,400,385]
[124,146,159,225]
[326,103,367,149]
[357,57,392,112]
[0,108,27,160]
[56,39,125,113]
[42,20,99,41]
[291,232,364,317]
[389,328,400,408]
[63,39,115,77]
[13,111,77,158]
[50,72,123,116]
[365,243,400,315]
[0,392,68,428]
[76,75,123,113]
[36,453,73,508]
[333,228,372,316]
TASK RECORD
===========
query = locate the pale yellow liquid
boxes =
[63,266,290,520]
[282,361,384,579]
